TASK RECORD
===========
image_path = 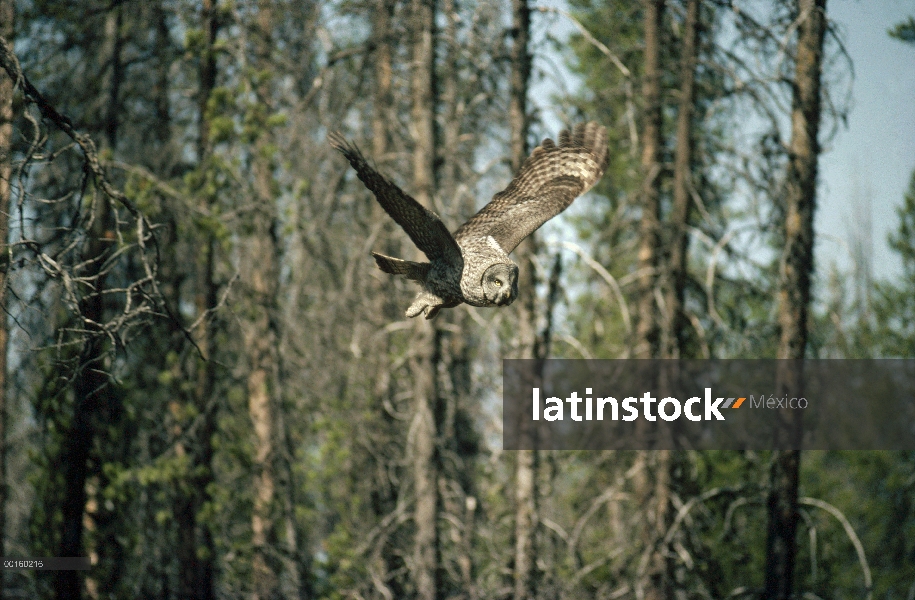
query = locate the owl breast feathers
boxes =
[329,122,609,319]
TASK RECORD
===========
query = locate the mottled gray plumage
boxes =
[328,122,609,319]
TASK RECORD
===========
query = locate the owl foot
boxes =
[406,290,444,320]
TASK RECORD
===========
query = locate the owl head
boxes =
[481,263,519,306]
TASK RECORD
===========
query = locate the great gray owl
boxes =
[329,121,609,319]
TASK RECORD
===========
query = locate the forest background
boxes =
[0,0,914,599]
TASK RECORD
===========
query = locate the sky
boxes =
[533,0,915,284]
[817,0,915,280]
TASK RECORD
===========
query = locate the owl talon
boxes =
[405,304,424,319]
[404,304,440,319]
[405,291,448,319]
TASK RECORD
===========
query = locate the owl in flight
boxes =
[329,122,608,319]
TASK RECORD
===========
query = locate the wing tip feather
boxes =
[327,130,347,151]
[328,131,368,164]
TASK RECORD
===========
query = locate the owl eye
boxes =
[494,279,502,287]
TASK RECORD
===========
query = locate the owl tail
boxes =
[372,252,430,282]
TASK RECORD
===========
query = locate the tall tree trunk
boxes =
[0,1,13,598]
[635,0,664,360]
[175,1,220,597]
[508,0,531,177]
[247,315,278,600]
[151,0,173,163]
[410,1,441,598]
[57,6,122,597]
[509,0,535,358]
[765,1,826,598]
[87,10,127,596]
[372,0,393,161]
[635,4,673,600]
[438,3,480,596]
[635,451,672,600]
[197,0,219,164]
[369,2,408,596]
[247,4,282,597]
[663,0,699,360]
[508,1,538,597]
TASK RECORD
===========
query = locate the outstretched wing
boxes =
[454,121,609,254]
[328,132,462,268]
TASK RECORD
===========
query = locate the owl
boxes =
[329,122,609,319]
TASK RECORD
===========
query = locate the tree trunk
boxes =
[513,448,536,600]
[410,1,441,598]
[152,1,171,149]
[510,0,536,359]
[248,356,277,600]
[635,0,664,360]
[368,2,409,596]
[508,1,538,598]
[87,10,127,596]
[175,1,220,597]
[57,6,122,597]
[777,0,825,364]
[197,0,219,164]
[509,0,531,177]
[635,451,672,600]
[439,4,481,596]
[247,6,283,597]
[663,0,699,359]
[372,0,393,161]
[765,1,826,598]
[0,1,13,597]
[635,4,674,600]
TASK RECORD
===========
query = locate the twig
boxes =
[551,240,632,334]
[0,36,142,219]
[799,497,872,600]
[533,6,630,77]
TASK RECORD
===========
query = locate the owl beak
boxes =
[503,269,519,305]
[498,281,517,306]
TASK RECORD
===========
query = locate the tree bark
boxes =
[175,1,220,598]
[0,1,13,597]
[197,0,219,164]
[438,4,482,596]
[509,0,531,177]
[152,1,171,149]
[635,0,664,360]
[507,1,538,598]
[635,4,674,600]
[57,6,122,597]
[86,11,128,596]
[663,0,699,360]
[372,0,393,161]
[410,1,441,598]
[765,1,826,598]
[634,450,672,600]
[368,2,409,596]
[247,5,283,597]
[512,448,536,600]
[776,0,825,364]
[510,0,536,359]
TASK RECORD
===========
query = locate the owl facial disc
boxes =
[481,263,519,306]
